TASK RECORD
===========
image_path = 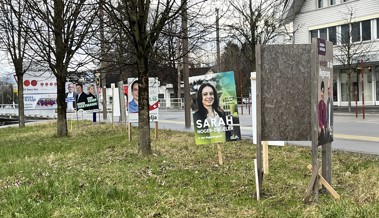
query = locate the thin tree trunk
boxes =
[56,74,68,136]
[17,73,25,127]
[138,55,151,155]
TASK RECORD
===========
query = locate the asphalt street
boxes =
[156,107,379,155]
[2,106,378,155]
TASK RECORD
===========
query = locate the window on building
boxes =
[352,22,360,42]
[377,18,379,39]
[311,30,318,39]
[376,66,379,101]
[318,0,323,8]
[362,20,371,41]
[330,0,335,5]
[328,27,336,44]
[320,28,327,40]
[341,24,349,44]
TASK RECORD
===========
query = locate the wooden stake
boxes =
[304,161,320,204]
[128,122,132,142]
[307,164,340,200]
[217,143,223,165]
[155,121,158,140]
[254,159,260,200]
[262,141,269,174]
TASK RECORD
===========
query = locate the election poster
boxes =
[65,82,99,112]
[127,77,159,123]
[189,71,241,145]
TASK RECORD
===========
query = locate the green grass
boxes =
[0,121,378,217]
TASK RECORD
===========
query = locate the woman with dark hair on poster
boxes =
[193,83,231,144]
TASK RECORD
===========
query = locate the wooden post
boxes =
[262,141,269,174]
[118,81,127,124]
[310,39,320,203]
[307,164,340,200]
[217,143,223,165]
[128,122,132,142]
[254,159,260,200]
[255,45,263,196]
[111,83,115,128]
[303,162,320,204]
[155,121,158,140]
[322,142,332,187]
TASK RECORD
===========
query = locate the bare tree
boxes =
[24,0,98,136]
[0,0,32,127]
[226,0,294,71]
[103,0,190,155]
[333,6,375,111]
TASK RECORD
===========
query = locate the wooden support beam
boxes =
[262,141,269,174]
[217,143,223,165]
[303,162,320,204]
[155,121,158,140]
[307,164,340,200]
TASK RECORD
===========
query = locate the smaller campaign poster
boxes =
[24,94,57,109]
[189,71,241,145]
[127,77,159,123]
[65,82,99,112]
[317,39,333,145]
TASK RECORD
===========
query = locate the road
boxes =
[1,106,378,155]
[157,108,379,155]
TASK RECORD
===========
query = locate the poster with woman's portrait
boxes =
[189,71,241,145]
[65,82,99,112]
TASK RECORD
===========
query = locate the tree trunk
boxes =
[56,74,68,136]
[138,55,151,156]
[17,73,25,128]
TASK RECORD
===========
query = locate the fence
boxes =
[158,98,184,109]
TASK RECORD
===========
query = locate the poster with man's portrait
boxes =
[65,82,99,112]
[317,39,333,145]
[127,77,159,123]
[189,71,241,145]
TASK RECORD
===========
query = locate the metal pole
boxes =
[216,8,220,73]
[182,0,191,129]
[361,60,365,119]
[355,89,358,118]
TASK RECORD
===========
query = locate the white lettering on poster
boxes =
[319,69,330,79]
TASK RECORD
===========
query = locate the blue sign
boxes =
[65,97,75,102]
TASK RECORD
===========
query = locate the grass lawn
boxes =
[0,121,378,217]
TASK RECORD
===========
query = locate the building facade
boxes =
[283,0,379,106]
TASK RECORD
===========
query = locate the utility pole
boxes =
[99,0,107,120]
[216,8,220,72]
[182,0,191,128]
[176,39,181,98]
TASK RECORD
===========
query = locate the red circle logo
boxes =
[24,80,30,86]
[31,80,37,86]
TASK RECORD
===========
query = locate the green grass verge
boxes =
[0,121,378,217]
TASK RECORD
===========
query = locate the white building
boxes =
[283,0,379,106]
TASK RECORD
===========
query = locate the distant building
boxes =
[283,0,379,106]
